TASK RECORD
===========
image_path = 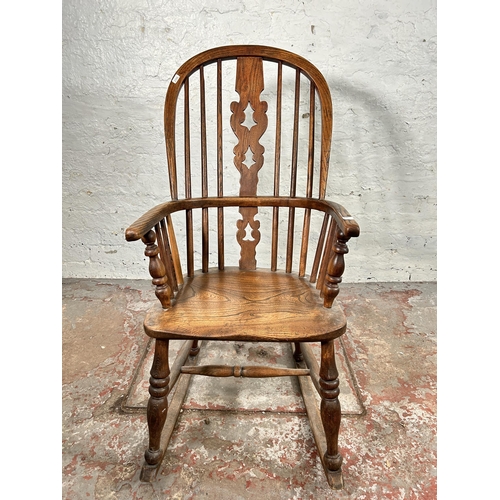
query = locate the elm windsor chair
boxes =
[125,45,360,489]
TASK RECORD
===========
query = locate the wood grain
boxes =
[126,196,359,243]
[125,46,361,489]
[180,365,310,378]
[230,57,268,270]
[162,46,333,201]
[144,268,346,342]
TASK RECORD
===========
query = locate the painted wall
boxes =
[62,0,437,282]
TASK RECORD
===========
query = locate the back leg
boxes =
[190,339,201,357]
[293,342,304,362]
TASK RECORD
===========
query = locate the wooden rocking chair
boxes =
[125,45,360,489]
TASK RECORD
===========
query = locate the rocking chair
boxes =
[125,45,360,489]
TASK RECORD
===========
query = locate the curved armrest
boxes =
[125,196,360,242]
[321,200,360,239]
[125,200,179,241]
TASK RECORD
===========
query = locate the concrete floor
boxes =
[62,279,436,499]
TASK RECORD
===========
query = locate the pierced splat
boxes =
[241,102,256,132]
[241,223,256,241]
[230,56,268,270]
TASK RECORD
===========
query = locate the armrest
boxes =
[321,200,360,239]
[125,200,180,241]
[125,196,360,242]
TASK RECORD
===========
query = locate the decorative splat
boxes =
[241,102,256,131]
[230,57,268,270]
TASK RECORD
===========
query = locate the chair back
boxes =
[162,45,335,279]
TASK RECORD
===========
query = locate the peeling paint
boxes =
[63,279,436,499]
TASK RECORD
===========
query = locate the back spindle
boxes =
[299,81,316,277]
[156,220,177,294]
[184,78,194,277]
[271,61,283,272]
[166,215,183,286]
[166,53,336,279]
[200,65,209,272]
[217,59,225,270]
[317,217,337,293]
[310,213,329,283]
[285,68,301,274]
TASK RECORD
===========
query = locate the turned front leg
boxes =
[145,339,170,467]
[319,339,343,473]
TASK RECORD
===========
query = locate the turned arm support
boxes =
[125,196,359,310]
[142,230,171,309]
[322,226,353,308]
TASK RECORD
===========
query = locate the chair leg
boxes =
[144,339,170,468]
[190,339,201,357]
[293,342,303,362]
[319,339,343,476]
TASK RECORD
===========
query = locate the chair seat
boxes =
[144,267,346,342]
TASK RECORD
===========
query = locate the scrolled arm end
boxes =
[323,200,360,239]
[125,227,142,242]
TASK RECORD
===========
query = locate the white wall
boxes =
[62,0,436,282]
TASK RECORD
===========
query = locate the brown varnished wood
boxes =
[189,339,200,357]
[271,61,282,272]
[285,69,301,274]
[299,208,311,278]
[141,343,200,482]
[319,339,343,475]
[155,221,177,294]
[202,206,209,273]
[200,66,209,273]
[126,46,361,489]
[167,339,200,394]
[183,78,194,277]
[200,66,208,200]
[185,209,194,277]
[142,230,171,308]
[299,341,322,395]
[299,82,316,277]
[163,46,333,202]
[231,57,268,270]
[126,197,359,243]
[184,77,191,200]
[144,268,346,342]
[144,339,170,468]
[317,217,337,294]
[293,342,303,362]
[180,365,310,378]
[306,82,316,198]
[217,59,225,271]
[323,228,349,308]
[310,214,329,284]
[295,353,344,489]
[290,68,300,198]
[141,372,189,482]
[166,215,183,286]
[286,205,295,273]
